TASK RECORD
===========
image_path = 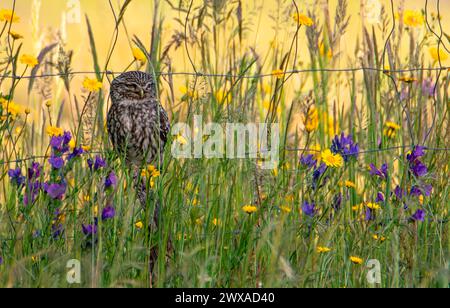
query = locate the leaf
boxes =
[27,43,58,95]
[85,15,101,81]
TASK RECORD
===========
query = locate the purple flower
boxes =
[67,148,84,161]
[50,136,69,153]
[376,192,385,203]
[88,156,106,171]
[410,209,426,222]
[394,186,406,200]
[27,162,41,179]
[63,131,72,145]
[102,206,116,221]
[302,201,316,217]
[313,163,327,185]
[333,193,343,211]
[300,154,317,169]
[8,168,25,186]
[82,224,98,235]
[422,78,435,97]
[0,256,3,265]
[331,133,359,162]
[369,163,388,180]
[410,160,428,177]
[49,155,65,169]
[105,172,117,189]
[410,184,433,197]
[52,223,64,238]
[24,181,42,206]
[44,182,67,200]
[365,208,374,221]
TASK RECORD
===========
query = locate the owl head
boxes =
[110,71,157,103]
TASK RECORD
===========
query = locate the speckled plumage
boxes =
[107,71,170,167]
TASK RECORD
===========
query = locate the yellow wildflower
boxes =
[212,218,221,226]
[9,31,23,40]
[317,246,332,254]
[350,256,363,265]
[215,89,232,105]
[19,54,39,68]
[82,77,102,92]
[46,126,64,137]
[242,205,258,214]
[384,121,400,139]
[135,221,144,229]
[0,9,20,23]
[398,76,417,83]
[352,203,364,211]
[366,203,381,210]
[373,234,386,242]
[24,108,31,115]
[132,47,147,63]
[429,47,449,62]
[304,106,319,133]
[272,69,285,79]
[321,149,344,168]
[280,206,292,214]
[345,181,356,189]
[403,10,424,27]
[293,13,314,27]
[68,138,76,149]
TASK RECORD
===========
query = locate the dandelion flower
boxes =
[272,69,285,79]
[317,246,332,254]
[0,9,20,23]
[242,205,257,214]
[19,54,39,68]
[366,203,381,210]
[321,149,344,168]
[83,77,102,92]
[345,181,356,189]
[132,47,147,63]
[403,10,424,27]
[429,47,449,62]
[293,13,314,27]
[280,206,292,214]
[373,234,386,242]
[384,121,400,139]
[304,107,319,133]
[46,126,64,137]
[9,31,23,40]
[350,256,363,265]
[135,221,144,229]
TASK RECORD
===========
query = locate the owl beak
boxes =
[139,87,145,99]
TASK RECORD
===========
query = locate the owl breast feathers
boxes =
[107,71,170,166]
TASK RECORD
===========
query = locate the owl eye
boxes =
[144,82,154,91]
[125,83,140,91]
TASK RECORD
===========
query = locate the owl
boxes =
[107,71,170,168]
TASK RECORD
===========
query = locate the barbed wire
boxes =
[0,66,448,80]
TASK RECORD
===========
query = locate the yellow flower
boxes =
[373,234,386,242]
[293,13,314,27]
[319,42,333,59]
[352,203,364,211]
[317,246,332,254]
[9,31,23,40]
[280,205,292,214]
[345,181,356,189]
[20,54,39,68]
[242,205,258,214]
[141,165,160,179]
[272,69,285,79]
[398,76,417,83]
[0,9,20,23]
[0,99,23,119]
[82,145,91,152]
[384,121,400,139]
[135,221,144,229]
[419,195,424,205]
[403,10,424,27]
[179,85,199,99]
[350,256,363,265]
[212,218,221,226]
[24,108,31,115]
[82,77,102,92]
[45,100,52,108]
[366,203,381,210]
[68,138,76,149]
[132,47,147,63]
[304,107,319,133]
[321,149,344,168]
[429,47,449,62]
[215,89,232,105]
[46,126,64,137]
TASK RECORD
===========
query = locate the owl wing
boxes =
[158,106,170,149]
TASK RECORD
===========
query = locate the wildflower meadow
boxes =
[0,0,449,289]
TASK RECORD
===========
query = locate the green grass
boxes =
[0,0,449,288]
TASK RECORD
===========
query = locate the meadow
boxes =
[0,0,449,288]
